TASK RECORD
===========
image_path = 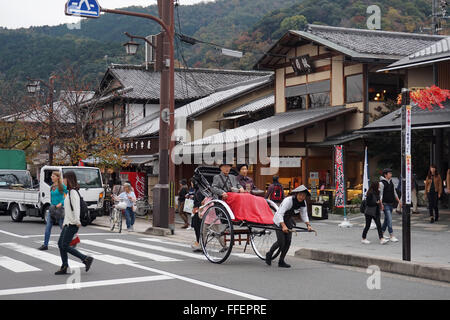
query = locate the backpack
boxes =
[270,184,283,202]
[69,190,90,227]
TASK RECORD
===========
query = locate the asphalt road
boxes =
[0,214,448,301]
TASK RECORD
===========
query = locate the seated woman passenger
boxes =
[237,164,256,192]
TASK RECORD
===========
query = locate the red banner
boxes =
[120,172,146,199]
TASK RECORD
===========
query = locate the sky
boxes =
[0,0,215,29]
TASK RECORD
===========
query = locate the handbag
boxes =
[365,205,377,217]
[183,198,194,214]
[50,205,64,221]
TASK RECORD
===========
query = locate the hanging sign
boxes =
[334,145,345,208]
[290,55,314,76]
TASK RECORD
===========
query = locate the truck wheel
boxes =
[10,204,24,222]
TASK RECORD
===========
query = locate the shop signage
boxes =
[334,145,345,208]
[270,157,302,168]
[405,105,412,205]
[291,55,314,76]
[120,137,159,156]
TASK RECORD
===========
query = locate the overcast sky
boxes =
[0,0,215,29]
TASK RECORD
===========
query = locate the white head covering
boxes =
[291,185,311,197]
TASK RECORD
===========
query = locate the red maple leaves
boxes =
[397,86,450,111]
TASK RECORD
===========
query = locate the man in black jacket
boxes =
[379,169,400,243]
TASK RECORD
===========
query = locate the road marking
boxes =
[81,239,181,262]
[140,238,256,259]
[0,256,41,273]
[26,233,126,238]
[0,243,85,268]
[0,230,28,238]
[107,239,207,260]
[0,275,173,296]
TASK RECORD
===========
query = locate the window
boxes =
[346,74,364,103]
[287,95,306,110]
[310,92,330,109]
[369,73,404,102]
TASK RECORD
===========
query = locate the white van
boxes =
[0,166,104,224]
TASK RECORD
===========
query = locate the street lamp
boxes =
[26,76,57,165]
[123,40,140,56]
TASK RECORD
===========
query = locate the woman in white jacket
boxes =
[55,171,94,275]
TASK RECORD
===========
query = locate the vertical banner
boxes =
[405,105,412,205]
[120,172,146,199]
[362,147,370,200]
[334,145,345,208]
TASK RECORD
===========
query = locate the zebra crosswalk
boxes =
[0,236,257,274]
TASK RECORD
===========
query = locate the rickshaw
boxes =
[193,167,313,264]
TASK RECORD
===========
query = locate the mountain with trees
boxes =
[0,0,447,110]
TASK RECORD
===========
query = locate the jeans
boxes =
[44,210,63,247]
[381,204,394,235]
[58,225,87,268]
[362,214,383,239]
[124,207,135,229]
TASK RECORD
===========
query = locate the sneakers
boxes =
[191,242,202,252]
[390,236,399,242]
[38,245,48,251]
[380,238,389,245]
[55,266,68,275]
[361,239,371,244]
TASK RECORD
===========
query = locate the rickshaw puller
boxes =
[266,185,312,268]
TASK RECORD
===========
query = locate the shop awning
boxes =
[182,106,357,154]
[123,154,158,165]
[355,100,450,134]
[309,132,366,147]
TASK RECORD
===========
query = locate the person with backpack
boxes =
[38,171,67,251]
[265,176,284,204]
[361,182,389,245]
[55,171,93,275]
[379,168,400,243]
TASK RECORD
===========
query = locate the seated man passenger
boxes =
[211,161,244,200]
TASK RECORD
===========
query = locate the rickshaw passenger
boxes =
[211,162,244,200]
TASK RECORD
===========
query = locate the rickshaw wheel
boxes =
[250,226,280,261]
[200,203,234,264]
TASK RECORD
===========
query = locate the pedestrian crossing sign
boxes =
[65,0,100,18]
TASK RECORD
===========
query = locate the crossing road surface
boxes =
[0,216,449,300]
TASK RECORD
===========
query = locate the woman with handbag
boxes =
[38,171,67,251]
[425,165,443,223]
[55,171,93,275]
[362,182,389,245]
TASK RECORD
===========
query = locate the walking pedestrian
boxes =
[362,182,389,245]
[425,165,442,223]
[178,179,190,229]
[265,185,313,268]
[113,183,137,231]
[379,168,400,242]
[265,176,284,205]
[55,171,93,275]
[38,171,67,251]
[190,180,205,252]
[446,169,450,194]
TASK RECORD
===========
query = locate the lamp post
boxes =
[26,75,57,166]
[102,2,176,232]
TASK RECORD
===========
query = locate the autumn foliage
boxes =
[397,86,450,111]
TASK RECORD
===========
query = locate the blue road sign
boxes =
[65,0,100,18]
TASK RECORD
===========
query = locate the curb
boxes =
[295,248,450,283]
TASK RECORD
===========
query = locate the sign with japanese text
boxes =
[334,145,345,208]
[290,55,314,76]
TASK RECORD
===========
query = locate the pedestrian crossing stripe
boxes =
[107,239,207,260]
[80,239,181,262]
[0,256,41,273]
[0,243,85,268]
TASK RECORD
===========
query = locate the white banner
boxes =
[405,105,412,205]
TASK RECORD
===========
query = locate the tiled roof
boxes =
[120,76,273,138]
[356,100,450,133]
[255,24,446,69]
[107,64,272,101]
[223,94,274,116]
[380,37,450,71]
[185,106,356,147]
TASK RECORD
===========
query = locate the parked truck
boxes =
[0,166,104,224]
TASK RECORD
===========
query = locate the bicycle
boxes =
[110,201,126,233]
